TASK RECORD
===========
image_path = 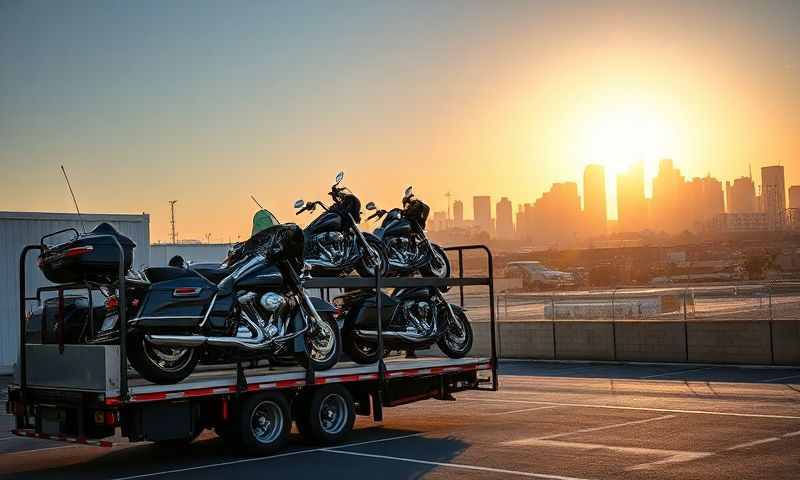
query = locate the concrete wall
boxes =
[470,319,800,366]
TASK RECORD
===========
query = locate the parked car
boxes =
[504,261,576,290]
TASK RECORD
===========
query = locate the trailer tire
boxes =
[238,392,291,455]
[295,385,355,445]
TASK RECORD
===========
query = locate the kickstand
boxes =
[236,359,248,393]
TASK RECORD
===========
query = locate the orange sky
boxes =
[1,2,798,242]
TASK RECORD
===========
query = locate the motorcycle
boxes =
[335,286,473,363]
[38,222,341,384]
[366,186,450,280]
[294,171,388,277]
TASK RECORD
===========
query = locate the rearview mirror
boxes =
[335,171,344,184]
[404,186,413,197]
[365,202,376,210]
[293,199,305,209]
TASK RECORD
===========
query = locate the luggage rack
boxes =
[17,242,498,422]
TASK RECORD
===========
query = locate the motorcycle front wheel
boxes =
[421,244,451,291]
[436,306,473,358]
[128,336,200,384]
[355,237,389,277]
[295,312,341,371]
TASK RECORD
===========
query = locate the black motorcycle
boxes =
[294,172,388,277]
[366,186,450,279]
[335,286,473,363]
[38,222,341,384]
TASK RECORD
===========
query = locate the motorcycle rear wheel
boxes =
[436,307,473,358]
[128,336,200,384]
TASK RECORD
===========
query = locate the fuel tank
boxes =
[235,264,284,290]
[380,217,413,238]
[305,211,343,237]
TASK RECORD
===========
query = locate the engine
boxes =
[237,292,290,340]
[401,299,436,336]
[311,231,346,264]
[387,237,420,265]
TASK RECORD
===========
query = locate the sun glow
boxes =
[577,102,680,178]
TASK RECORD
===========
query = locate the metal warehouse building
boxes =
[150,243,232,266]
[0,211,150,373]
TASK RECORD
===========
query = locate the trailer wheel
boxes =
[295,384,355,445]
[238,392,291,455]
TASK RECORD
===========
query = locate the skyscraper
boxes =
[617,162,648,232]
[651,158,685,233]
[532,182,581,245]
[761,166,786,230]
[726,176,757,213]
[473,196,492,236]
[789,186,800,210]
[453,200,464,227]
[583,164,607,236]
[495,197,514,239]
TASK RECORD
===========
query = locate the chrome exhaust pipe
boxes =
[352,329,437,343]
[147,311,271,350]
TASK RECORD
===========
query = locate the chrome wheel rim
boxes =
[310,319,336,362]
[365,246,384,275]
[250,400,284,444]
[429,249,448,278]
[143,341,194,373]
[318,393,348,435]
[444,314,468,352]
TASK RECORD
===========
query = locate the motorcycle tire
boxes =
[436,306,473,358]
[421,243,451,291]
[127,335,200,385]
[355,237,389,277]
[295,312,341,371]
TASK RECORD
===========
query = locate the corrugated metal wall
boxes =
[150,243,232,266]
[0,212,150,373]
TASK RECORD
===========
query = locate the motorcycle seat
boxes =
[144,267,196,284]
[193,265,235,284]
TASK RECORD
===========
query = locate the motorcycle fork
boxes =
[347,213,379,266]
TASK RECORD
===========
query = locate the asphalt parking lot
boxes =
[2,361,799,479]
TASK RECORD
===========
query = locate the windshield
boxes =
[251,209,280,235]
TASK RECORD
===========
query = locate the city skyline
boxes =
[431,160,798,243]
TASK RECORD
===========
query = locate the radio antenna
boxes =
[250,195,265,210]
[60,165,87,233]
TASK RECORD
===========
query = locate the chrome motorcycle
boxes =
[335,286,473,363]
[367,186,450,280]
[87,224,341,384]
[295,171,388,277]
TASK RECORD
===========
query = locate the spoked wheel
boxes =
[355,237,389,277]
[128,336,200,384]
[421,244,451,291]
[295,312,341,371]
[295,385,355,445]
[436,305,473,358]
[238,392,291,455]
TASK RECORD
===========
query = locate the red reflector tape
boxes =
[12,429,114,447]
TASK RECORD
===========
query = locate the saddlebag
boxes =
[25,295,106,344]
[38,223,136,284]
[133,275,219,329]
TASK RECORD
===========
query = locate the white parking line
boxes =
[110,433,425,480]
[531,415,676,440]
[321,448,596,480]
[639,367,711,379]
[724,437,781,451]
[458,397,800,420]
[488,405,561,416]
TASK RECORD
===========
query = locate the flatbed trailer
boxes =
[7,245,497,453]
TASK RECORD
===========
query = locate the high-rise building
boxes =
[651,158,685,233]
[431,211,448,231]
[531,182,581,246]
[453,200,464,227]
[473,196,493,236]
[761,166,786,230]
[617,162,648,232]
[726,177,757,213]
[788,186,800,210]
[495,197,514,239]
[583,164,607,236]
[685,175,724,230]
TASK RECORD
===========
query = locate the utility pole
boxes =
[169,200,178,244]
